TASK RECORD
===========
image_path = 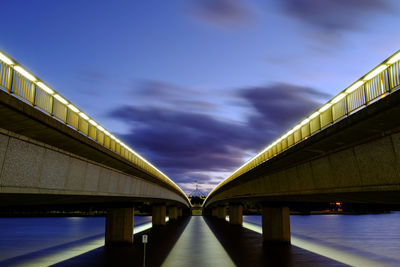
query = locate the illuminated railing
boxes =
[0,49,187,199]
[208,49,400,197]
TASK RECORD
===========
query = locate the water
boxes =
[0,216,151,266]
[0,214,399,266]
[244,212,400,266]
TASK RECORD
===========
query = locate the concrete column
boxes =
[169,206,178,220]
[178,208,183,217]
[105,207,134,245]
[229,205,243,225]
[217,206,226,220]
[152,205,166,226]
[262,206,290,244]
[211,208,218,217]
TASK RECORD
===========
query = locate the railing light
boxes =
[104,130,111,136]
[54,94,68,104]
[319,103,332,112]
[14,66,36,81]
[89,119,98,126]
[331,93,347,104]
[68,104,79,112]
[301,118,310,125]
[79,112,89,120]
[364,65,388,80]
[387,51,400,64]
[0,52,13,65]
[309,112,320,119]
[345,81,364,93]
[110,135,116,140]
[37,82,54,95]
[293,124,301,131]
[97,125,105,131]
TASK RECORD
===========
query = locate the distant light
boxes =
[319,103,332,112]
[387,51,400,64]
[14,66,36,81]
[68,104,79,112]
[37,82,54,95]
[309,112,320,119]
[345,81,364,93]
[301,118,310,125]
[97,125,105,131]
[364,65,388,80]
[331,93,347,104]
[54,94,68,104]
[79,112,89,120]
[89,119,98,126]
[0,52,13,65]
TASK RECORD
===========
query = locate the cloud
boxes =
[108,81,328,193]
[190,0,255,28]
[278,0,391,34]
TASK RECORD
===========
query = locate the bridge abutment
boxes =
[229,204,243,225]
[105,207,135,245]
[262,206,290,244]
[152,205,166,226]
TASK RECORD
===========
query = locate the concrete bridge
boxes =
[0,50,190,245]
[204,49,400,244]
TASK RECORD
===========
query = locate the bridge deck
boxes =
[48,216,344,266]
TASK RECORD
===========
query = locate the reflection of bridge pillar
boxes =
[229,205,243,225]
[217,206,226,220]
[169,206,178,220]
[152,205,166,226]
[262,207,290,244]
[105,207,134,245]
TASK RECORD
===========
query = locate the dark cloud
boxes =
[278,0,391,35]
[108,82,328,192]
[191,0,255,28]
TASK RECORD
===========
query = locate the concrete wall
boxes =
[0,130,187,205]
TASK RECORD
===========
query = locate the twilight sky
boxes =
[1,0,400,194]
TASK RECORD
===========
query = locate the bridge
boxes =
[0,49,190,245]
[204,49,400,243]
[1,47,400,265]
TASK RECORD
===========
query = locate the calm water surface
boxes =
[0,214,399,265]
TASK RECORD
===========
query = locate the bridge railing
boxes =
[209,49,400,196]
[0,50,186,198]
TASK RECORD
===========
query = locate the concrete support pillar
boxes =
[211,208,218,217]
[229,205,243,225]
[169,206,178,220]
[152,205,166,226]
[217,206,226,220]
[262,206,290,244]
[105,207,134,245]
[178,208,183,217]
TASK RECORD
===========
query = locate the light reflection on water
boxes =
[243,212,400,266]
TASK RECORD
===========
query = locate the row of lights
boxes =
[227,49,400,184]
[0,50,183,193]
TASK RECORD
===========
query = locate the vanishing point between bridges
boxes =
[0,46,400,266]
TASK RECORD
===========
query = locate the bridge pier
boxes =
[169,206,178,220]
[262,206,290,244]
[217,206,227,220]
[152,205,166,226]
[211,208,218,217]
[178,208,183,217]
[229,204,243,225]
[105,207,135,245]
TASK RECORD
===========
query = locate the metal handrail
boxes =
[0,49,188,201]
[206,49,400,200]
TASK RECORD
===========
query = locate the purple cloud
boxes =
[108,81,328,192]
[191,0,255,28]
[278,0,391,34]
